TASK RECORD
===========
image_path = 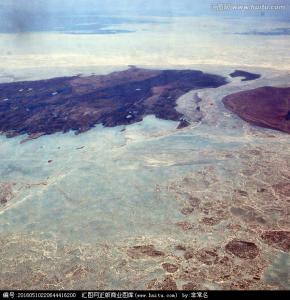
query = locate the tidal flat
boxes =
[0,65,289,290]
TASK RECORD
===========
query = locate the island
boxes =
[229,70,261,81]
[223,86,290,134]
[0,67,228,139]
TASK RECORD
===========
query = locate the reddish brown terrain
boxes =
[0,67,228,138]
[223,86,290,134]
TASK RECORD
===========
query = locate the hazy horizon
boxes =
[0,0,289,19]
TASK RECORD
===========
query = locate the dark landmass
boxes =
[0,68,228,139]
[229,70,261,81]
[223,86,290,134]
[236,28,290,36]
[177,119,190,129]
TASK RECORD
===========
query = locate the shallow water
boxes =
[0,71,289,288]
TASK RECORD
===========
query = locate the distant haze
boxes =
[0,0,289,16]
[0,0,289,71]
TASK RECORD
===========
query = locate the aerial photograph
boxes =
[0,0,289,293]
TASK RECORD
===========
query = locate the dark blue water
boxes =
[236,27,290,36]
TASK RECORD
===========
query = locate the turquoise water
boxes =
[0,112,245,243]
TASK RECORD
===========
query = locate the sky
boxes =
[0,0,211,16]
[0,1,289,78]
[0,0,288,16]
[0,0,288,34]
